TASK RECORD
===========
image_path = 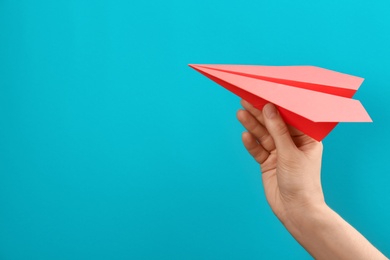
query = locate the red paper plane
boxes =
[189,64,372,141]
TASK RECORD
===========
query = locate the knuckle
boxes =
[258,133,272,144]
[255,152,268,164]
[252,123,264,136]
[273,121,289,137]
[247,119,258,132]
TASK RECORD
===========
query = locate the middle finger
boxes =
[237,109,276,152]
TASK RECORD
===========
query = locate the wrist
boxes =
[278,202,387,260]
[280,202,333,239]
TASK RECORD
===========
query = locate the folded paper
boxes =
[189,64,372,141]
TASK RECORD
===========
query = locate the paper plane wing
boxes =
[189,64,372,141]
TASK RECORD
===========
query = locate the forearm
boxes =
[282,204,387,260]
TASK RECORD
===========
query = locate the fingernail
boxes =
[264,103,277,119]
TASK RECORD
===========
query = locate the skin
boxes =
[237,99,387,260]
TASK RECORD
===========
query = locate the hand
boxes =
[237,100,387,259]
[237,99,325,223]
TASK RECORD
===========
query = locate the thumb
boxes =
[262,103,297,154]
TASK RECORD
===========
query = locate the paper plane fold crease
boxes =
[189,64,372,141]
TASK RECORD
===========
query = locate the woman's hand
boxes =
[237,99,325,223]
[237,99,387,260]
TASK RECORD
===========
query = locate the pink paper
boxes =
[189,64,372,141]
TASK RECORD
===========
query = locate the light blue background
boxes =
[1,0,389,259]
